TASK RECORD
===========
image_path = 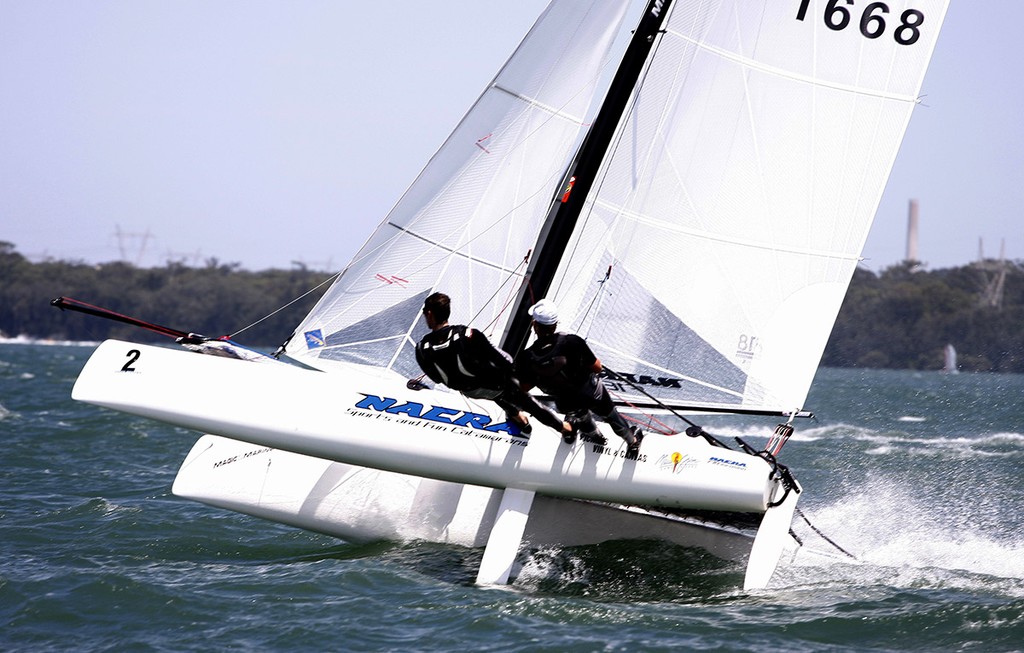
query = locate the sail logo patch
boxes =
[600,370,681,388]
[658,452,698,475]
[708,456,747,470]
[304,329,325,349]
[353,393,520,435]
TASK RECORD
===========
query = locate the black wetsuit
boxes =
[415,325,563,432]
[515,332,636,444]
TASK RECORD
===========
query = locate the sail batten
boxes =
[491,83,587,125]
[592,199,867,262]
[668,30,922,103]
[384,221,529,276]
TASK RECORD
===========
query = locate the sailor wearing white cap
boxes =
[515,299,643,456]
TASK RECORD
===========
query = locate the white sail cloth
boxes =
[289,0,949,417]
[549,0,949,413]
[286,1,631,379]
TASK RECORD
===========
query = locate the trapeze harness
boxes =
[416,325,508,395]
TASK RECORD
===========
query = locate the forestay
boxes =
[285,1,630,377]
[549,0,949,414]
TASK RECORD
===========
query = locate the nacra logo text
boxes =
[709,456,747,469]
[651,0,666,18]
[354,394,519,435]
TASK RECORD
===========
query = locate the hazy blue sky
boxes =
[2,1,1020,272]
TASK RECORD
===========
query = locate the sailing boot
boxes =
[506,410,532,437]
[626,427,644,458]
[567,411,605,445]
[562,423,577,444]
[581,411,608,445]
[562,412,583,444]
[562,431,577,444]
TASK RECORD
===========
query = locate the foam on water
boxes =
[514,546,592,588]
[0,336,99,347]
[795,421,1024,460]
[785,476,1024,596]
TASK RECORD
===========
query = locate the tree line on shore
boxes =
[0,242,330,349]
[821,260,1024,372]
[2,242,1023,372]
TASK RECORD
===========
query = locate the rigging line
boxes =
[229,271,341,339]
[575,265,613,336]
[794,507,858,560]
[608,389,676,435]
[602,366,731,449]
[622,411,674,436]
[476,252,532,336]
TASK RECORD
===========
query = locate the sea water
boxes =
[2,343,1022,652]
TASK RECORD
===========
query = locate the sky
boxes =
[1,1,1021,273]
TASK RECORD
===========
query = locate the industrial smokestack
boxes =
[906,199,919,263]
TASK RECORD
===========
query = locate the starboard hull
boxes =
[172,433,768,564]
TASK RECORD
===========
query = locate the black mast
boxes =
[500,0,675,355]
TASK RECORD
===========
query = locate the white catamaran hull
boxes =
[74,339,798,587]
[173,433,776,558]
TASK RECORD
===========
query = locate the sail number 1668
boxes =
[796,0,925,46]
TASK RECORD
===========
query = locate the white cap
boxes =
[528,299,559,326]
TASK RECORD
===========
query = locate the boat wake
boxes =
[781,478,1024,596]
[785,422,1024,458]
[511,540,742,600]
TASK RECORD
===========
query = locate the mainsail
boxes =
[285,1,631,377]
[546,0,949,414]
[288,0,948,416]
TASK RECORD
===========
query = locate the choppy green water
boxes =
[2,343,1023,652]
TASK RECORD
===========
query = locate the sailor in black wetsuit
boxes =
[514,299,643,456]
[415,292,573,440]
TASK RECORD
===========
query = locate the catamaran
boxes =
[63,0,948,589]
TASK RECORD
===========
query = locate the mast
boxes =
[500,0,674,355]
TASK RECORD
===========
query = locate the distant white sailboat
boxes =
[66,0,949,589]
[944,343,959,373]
